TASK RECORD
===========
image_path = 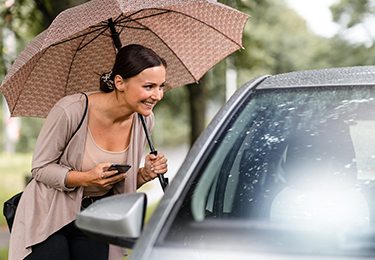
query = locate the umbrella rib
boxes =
[129,18,198,82]
[118,25,148,30]
[107,10,197,82]
[76,27,110,51]
[113,10,171,33]
[51,26,108,47]
[50,10,172,51]
[112,9,170,24]
[112,7,244,82]
[160,8,244,48]
[116,8,244,48]
[65,37,86,96]
[7,48,47,117]
[118,10,171,23]
[114,9,144,22]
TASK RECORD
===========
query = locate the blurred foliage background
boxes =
[0,0,374,153]
[0,0,374,221]
[0,0,374,258]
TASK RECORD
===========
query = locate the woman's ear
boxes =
[114,75,125,92]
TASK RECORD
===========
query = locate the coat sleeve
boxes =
[31,103,76,192]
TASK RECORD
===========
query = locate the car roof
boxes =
[256,66,375,90]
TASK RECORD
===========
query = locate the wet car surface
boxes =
[77,66,375,260]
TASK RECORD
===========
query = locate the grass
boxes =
[0,153,32,260]
[0,153,33,227]
[0,248,8,260]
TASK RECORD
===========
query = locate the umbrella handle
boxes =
[149,150,169,191]
[138,114,168,191]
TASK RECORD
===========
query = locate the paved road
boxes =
[0,145,190,251]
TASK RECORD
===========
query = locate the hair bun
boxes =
[100,71,114,92]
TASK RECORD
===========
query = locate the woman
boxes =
[9,44,168,260]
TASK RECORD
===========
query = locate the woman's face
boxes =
[116,65,166,116]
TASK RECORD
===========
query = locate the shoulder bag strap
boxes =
[70,93,88,141]
[57,92,88,162]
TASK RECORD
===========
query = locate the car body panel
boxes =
[257,66,375,89]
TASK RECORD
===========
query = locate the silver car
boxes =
[77,66,375,260]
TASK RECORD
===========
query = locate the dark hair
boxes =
[100,44,167,93]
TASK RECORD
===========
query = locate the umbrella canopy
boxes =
[0,0,249,118]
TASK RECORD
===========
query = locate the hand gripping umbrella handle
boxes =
[138,114,168,192]
[149,150,169,192]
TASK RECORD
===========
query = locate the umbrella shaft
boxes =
[139,114,155,152]
[108,18,122,51]
[138,114,168,191]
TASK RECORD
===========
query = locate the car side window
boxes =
[191,99,259,221]
[189,87,375,223]
[160,86,375,253]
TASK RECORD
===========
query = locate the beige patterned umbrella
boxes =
[1,0,249,191]
[0,0,249,118]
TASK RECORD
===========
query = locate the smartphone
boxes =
[106,164,131,177]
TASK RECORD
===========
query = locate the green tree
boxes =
[328,0,375,67]
[232,0,335,81]
[0,0,89,153]
[331,0,375,45]
[3,0,88,37]
[158,0,375,146]
[3,0,374,151]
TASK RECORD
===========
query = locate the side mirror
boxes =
[76,193,147,248]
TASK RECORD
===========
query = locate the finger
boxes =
[155,153,165,159]
[107,171,127,180]
[102,173,126,186]
[154,168,167,175]
[108,176,126,186]
[100,168,118,179]
[148,154,157,160]
[151,153,164,161]
[100,162,113,172]
[104,169,119,178]
[153,157,168,167]
[152,162,168,174]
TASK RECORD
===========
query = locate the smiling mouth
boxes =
[142,101,155,108]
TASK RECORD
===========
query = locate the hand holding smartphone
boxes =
[105,164,131,178]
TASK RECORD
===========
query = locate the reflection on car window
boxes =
[191,86,375,223]
[270,186,370,226]
[162,86,375,254]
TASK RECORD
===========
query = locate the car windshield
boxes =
[159,85,375,256]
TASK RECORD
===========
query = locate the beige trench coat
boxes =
[9,93,153,260]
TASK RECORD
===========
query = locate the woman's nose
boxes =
[152,88,164,101]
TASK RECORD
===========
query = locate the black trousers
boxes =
[24,221,109,260]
